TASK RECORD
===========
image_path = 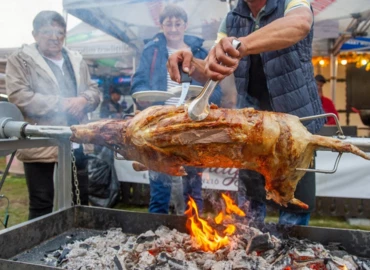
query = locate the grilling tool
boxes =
[176,64,192,107]
[188,39,241,121]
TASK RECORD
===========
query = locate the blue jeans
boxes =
[183,167,203,213]
[148,171,172,214]
[244,199,310,226]
[170,176,185,215]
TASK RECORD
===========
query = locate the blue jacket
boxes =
[227,0,324,134]
[131,33,222,105]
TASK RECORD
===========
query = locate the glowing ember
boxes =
[184,193,245,252]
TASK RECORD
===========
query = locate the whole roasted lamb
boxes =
[70,105,370,209]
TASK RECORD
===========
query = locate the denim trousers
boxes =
[148,171,173,214]
[149,167,203,214]
[183,167,203,213]
[242,199,310,225]
[238,177,310,225]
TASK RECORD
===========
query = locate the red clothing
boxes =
[321,96,339,125]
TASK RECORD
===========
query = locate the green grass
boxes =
[1,157,370,232]
[265,215,370,230]
[0,174,29,228]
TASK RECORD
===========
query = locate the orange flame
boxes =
[185,193,246,252]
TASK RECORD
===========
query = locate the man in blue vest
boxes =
[167,0,325,225]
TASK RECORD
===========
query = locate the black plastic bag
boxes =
[87,147,120,208]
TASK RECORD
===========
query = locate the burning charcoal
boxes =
[112,245,120,251]
[271,254,292,269]
[292,258,326,269]
[138,251,155,266]
[157,252,171,263]
[79,243,91,250]
[66,248,87,258]
[344,255,370,270]
[135,243,145,253]
[330,256,357,270]
[174,232,186,244]
[136,230,158,244]
[330,250,349,258]
[227,250,245,262]
[289,247,315,261]
[156,252,197,270]
[203,259,217,270]
[190,251,216,266]
[232,254,271,270]
[57,248,70,265]
[173,248,186,261]
[211,261,233,270]
[246,233,274,254]
[262,249,280,264]
[113,255,124,270]
[122,236,136,252]
[214,246,230,261]
[155,225,172,237]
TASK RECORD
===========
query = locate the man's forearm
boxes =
[239,8,312,57]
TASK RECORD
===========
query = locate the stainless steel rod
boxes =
[24,125,72,138]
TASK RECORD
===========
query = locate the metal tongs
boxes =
[188,39,241,121]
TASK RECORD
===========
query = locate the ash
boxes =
[44,224,370,270]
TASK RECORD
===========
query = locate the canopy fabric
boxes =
[66,22,136,59]
[63,0,370,56]
[63,0,228,51]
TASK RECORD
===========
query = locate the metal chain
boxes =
[71,148,81,206]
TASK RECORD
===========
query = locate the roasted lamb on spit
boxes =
[70,105,370,209]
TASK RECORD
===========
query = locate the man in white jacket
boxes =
[6,11,100,219]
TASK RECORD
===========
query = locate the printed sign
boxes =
[114,160,238,191]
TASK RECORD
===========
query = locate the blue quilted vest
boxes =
[227,0,324,134]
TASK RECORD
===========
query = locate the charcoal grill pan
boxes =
[0,206,370,269]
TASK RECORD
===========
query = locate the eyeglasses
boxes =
[38,29,66,38]
[162,23,186,29]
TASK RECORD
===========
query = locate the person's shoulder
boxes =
[143,33,165,50]
[184,35,204,48]
[6,44,36,66]
[63,47,83,61]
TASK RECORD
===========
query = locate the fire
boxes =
[184,193,245,252]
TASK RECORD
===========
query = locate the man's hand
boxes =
[205,37,246,81]
[167,50,194,83]
[62,97,88,121]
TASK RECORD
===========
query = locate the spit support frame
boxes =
[0,137,72,210]
[298,112,365,174]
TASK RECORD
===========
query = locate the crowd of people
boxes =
[5,0,339,225]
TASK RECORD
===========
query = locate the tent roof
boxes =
[63,0,229,51]
[61,0,370,56]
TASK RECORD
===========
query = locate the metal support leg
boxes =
[56,139,72,210]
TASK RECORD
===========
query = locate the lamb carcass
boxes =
[70,105,370,209]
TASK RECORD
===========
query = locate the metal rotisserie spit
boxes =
[2,102,370,268]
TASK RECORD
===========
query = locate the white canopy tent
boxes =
[310,0,370,102]
[62,0,370,100]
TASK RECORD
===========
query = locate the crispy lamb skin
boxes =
[70,105,370,209]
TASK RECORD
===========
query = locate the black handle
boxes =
[178,64,192,83]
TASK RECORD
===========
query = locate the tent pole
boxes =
[330,39,338,105]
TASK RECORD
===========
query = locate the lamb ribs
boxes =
[70,105,370,209]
